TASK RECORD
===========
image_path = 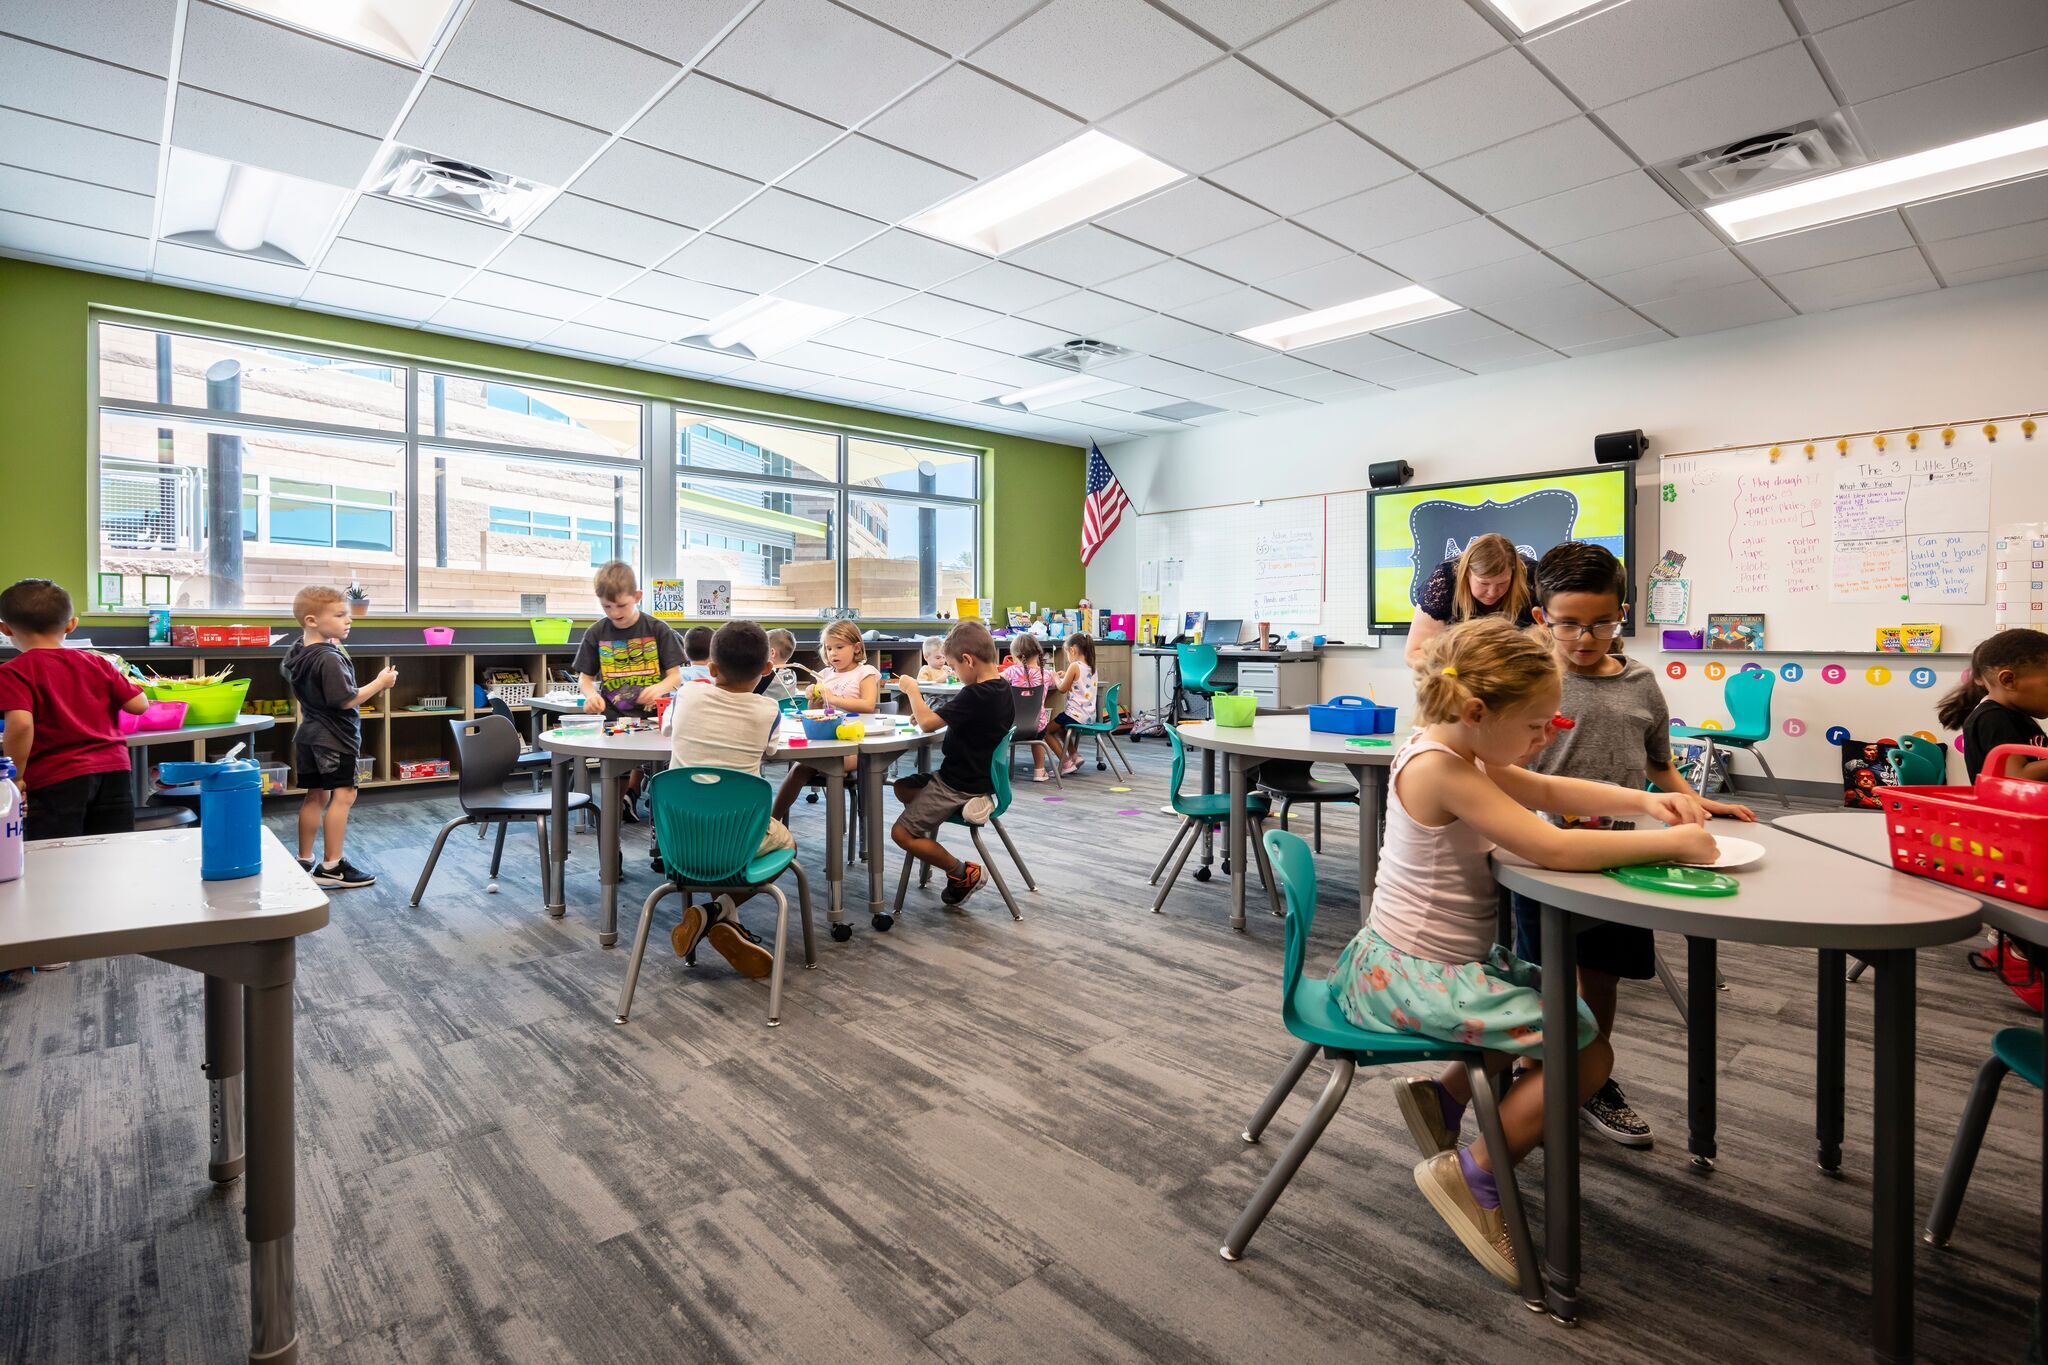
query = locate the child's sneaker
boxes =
[672,901,711,960]
[297,858,314,875]
[941,862,985,905]
[312,857,376,889]
[1393,1077,1459,1157]
[706,915,773,979]
[1413,1152,1517,1287]
[1582,1078,1653,1147]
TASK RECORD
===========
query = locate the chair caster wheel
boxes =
[1193,866,1211,883]
[872,913,894,932]
[830,923,853,942]
[485,881,499,895]
[1096,761,1106,770]
[805,791,818,804]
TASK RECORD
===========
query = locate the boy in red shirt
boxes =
[0,579,149,841]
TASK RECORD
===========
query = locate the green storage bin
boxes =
[530,617,572,644]
[1212,692,1257,727]
[145,678,252,726]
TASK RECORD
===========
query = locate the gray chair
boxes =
[1008,680,1059,788]
[1254,759,1357,853]
[411,715,591,909]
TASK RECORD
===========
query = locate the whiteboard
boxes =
[1656,423,2038,653]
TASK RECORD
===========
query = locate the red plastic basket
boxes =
[1883,744,2048,907]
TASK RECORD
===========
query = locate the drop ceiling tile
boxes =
[1185,220,1349,284]
[1004,227,1168,288]
[953,314,1072,355]
[1153,0,1328,48]
[1093,354,1239,398]
[1485,282,1627,329]
[818,317,941,357]
[1634,278,1793,335]
[1849,48,2048,159]
[1493,173,1685,250]
[1599,43,1837,166]
[1264,254,1408,308]
[492,236,640,294]
[1562,330,1665,357]
[457,270,597,320]
[1379,311,1513,351]
[868,292,1006,337]
[574,141,761,229]
[1102,58,1323,175]
[641,342,753,375]
[1734,212,1914,275]
[1277,331,1404,373]
[0,0,174,73]
[1814,0,2048,104]
[1098,257,1241,310]
[1354,354,1466,386]
[436,0,679,131]
[725,360,835,392]
[1906,178,2048,242]
[773,265,914,314]
[706,189,879,261]
[338,197,508,265]
[895,336,1013,374]
[173,87,382,187]
[1369,217,1527,279]
[301,273,444,323]
[1268,370,1381,401]
[0,211,149,270]
[1457,348,1561,375]
[700,0,947,126]
[1242,0,1504,113]
[972,0,1220,121]
[1770,246,1940,311]
[0,109,159,195]
[526,195,694,268]
[1095,180,1273,255]
[520,0,742,64]
[618,270,752,317]
[1941,251,2048,286]
[1518,305,1660,349]
[575,298,701,340]
[1205,122,1404,218]
[1428,118,1636,211]
[1155,331,1273,371]
[429,298,560,343]
[397,80,607,187]
[153,241,307,298]
[0,36,163,140]
[862,65,1081,179]
[906,370,1007,403]
[538,323,660,362]
[1427,332,1553,366]
[1597,249,1756,305]
[658,233,810,292]
[830,229,986,289]
[1017,290,1153,334]
[1347,50,1576,167]
[836,0,1041,55]
[767,340,895,376]
[844,357,951,389]
[630,75,843,182]
[779,136,971,224]
[1530,0,1794,106]
[0,166,152,237]
[926,261,1070,312]
[1923,219,2048,274]
[177,4,415,136]
[1548,213,1725,277]
[1294,176,1472,254]
[1082,384,1182,413]
[1421,252,1576,307]
[1785,0,1896,28]
[321,238,476,295]
[1095,311,1214,352]
[1169,286,1298,332]
[1220,353,1339,385]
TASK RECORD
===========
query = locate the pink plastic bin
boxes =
[422,627,456,645]
[118,700,188,734]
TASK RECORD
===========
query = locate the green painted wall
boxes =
[0,258,1085,622]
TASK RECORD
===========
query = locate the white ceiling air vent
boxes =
[1665,117,1860,207]
[368,146,553,229]
[1139,401,1225,422]
[1021,338,1136,371]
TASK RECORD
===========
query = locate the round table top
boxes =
[1493,818,1980,950]
[1175,715,1398,766]
[124,714,275,748]
[1776,810,2048,948]
[540,717,943,762]
[530,693,593,716]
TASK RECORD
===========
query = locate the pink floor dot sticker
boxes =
[1783,718,1806,737]
[1666,662,1687,680]
[1042,795,1066,802]
[1822,664,1848,684]
[1115,809,1144,816]
[1866,665,1892,685]
[1704,661,1726,681]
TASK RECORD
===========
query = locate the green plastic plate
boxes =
[1602,864,1740,897]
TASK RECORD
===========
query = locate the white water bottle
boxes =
[0,758,22,884]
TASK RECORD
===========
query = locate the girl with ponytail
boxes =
[1937,629,2048,782]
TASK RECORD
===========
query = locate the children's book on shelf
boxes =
[648,579,688,620]
[1706,612,1764,650]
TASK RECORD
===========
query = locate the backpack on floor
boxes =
[1970,932,2045,1015]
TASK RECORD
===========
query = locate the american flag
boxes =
[1081,442,1128,566]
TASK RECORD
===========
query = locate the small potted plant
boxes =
[345,575,370,619]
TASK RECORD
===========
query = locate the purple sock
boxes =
[1433,1080,1467,1135]
[1458,1145,1501,1210]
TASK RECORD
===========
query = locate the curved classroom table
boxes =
[1495,819,1981,1362]
[125,714,276,801]
[541,719,942,945]
[1173,716,1395,932]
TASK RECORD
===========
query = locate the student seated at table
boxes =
[1000,632,1056,782]
[771,619,877,825]
[916,634,952,684]
[1937,627,2048,782]
[663,621,791,979]
[891,621,1012,909]
[756,628,801,702]
[679,626,713,683]
[1048,632,1096,777]
[1329,616,1714,1287]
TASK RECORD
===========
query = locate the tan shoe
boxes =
[1393,1077,1457,1157]
[1413,1152,1518,1287]
[707,917,774,979]
[671,901,710,960]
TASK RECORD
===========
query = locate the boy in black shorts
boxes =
[891,620,1013,913]
[282,585,396,888]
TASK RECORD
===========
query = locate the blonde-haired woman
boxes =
[1403,532,1539,667]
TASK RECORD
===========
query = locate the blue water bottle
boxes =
[157,759,263,880]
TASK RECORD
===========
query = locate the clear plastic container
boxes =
[257,764,290,796]
[356,756,377,784]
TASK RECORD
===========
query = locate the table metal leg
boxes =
[203,974,245,1184]
[1816,948,1847,1175]
[824,764,846,928]
[245,943,297,1364]
[1540,903,1581,1325]
[1227,753,1249,933]
[597,759,621,948]
[1687,935,1718,1172]
[1870,948,1916,1364]
[864,750,888,921]
[1199,748,1217,873]
[131,747,149,807]
[546,753,568,917]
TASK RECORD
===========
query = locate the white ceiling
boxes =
[3,0,2047,448]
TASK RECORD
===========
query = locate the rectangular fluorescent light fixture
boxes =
[215,0,460,65]
[1709,117,2048,243]
[370,145,553,230]
[1483,0,1628,34]
[905,131,1183,256]
[1237,286,1460,352]
[995,373,1129,412]
[161,147,348,267]
[688,297,850,360]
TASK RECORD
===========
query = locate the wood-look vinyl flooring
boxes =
[0,742,2037,1362]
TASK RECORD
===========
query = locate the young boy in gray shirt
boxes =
[1515,542,1755,1149]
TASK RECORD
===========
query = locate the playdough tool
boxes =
[1602,864,1739,897]
[1345,736,1392,748]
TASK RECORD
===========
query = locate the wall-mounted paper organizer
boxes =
[1663,629,1705,650]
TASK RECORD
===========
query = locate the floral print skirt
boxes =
[1328,928,1597,1059]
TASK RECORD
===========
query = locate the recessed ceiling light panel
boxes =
[994,373,1128,412]
[684,297,851,360]
[215,0,460,65]
[369,146,554,230]
[1483,0,1631,34]
[1237,286,1460,352]
[905,131,1183,256]
[161,147,348,266]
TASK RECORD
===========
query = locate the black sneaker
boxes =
[1582,1078,1653,1147]
[297,858,314,874]
[940,862,985,906]
[312,857,377,889]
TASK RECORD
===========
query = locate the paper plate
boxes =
[1703,835,1766,870]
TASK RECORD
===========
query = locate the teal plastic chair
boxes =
[1151,723,1283,920]
[1220,830,1541,1304]
[1890,734,1948,786]
[1926,1027,2043,1249]
[1669,667,1789,807]
[617,767,815,1028]
[1062,681,1133,780]
[1174,642,1227,723]
[892,733,1035,924]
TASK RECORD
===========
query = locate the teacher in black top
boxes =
[1403,531,1540,666]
